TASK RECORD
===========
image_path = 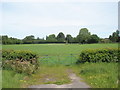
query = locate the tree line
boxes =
[1,28,119,45]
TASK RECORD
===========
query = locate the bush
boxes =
[2,50,38,61]
[2,50,39,74]
[77,48,119,63]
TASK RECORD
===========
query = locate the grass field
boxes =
[2,43,118,88]
[2,43,118,55]
[2,43,118,65]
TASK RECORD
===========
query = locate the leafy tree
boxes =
[23,35,35,40]
[77,28,91,44]
[23,35,35,44]
[2,35,22,44]
[57,32,65,42]
[46,34,57,42]
[66,34,73,43]
[88,34,100,43]
[109,30,119,42]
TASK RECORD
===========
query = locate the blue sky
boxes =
[1,0,118,39]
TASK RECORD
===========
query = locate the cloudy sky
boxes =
[0,0,118,39]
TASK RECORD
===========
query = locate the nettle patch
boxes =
[77,48,119,63]
[2,50,39,75]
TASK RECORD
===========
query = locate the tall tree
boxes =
[66,34,73,43]
[77,28,91,44]
[57,32,65,42]
[109,30,119,42]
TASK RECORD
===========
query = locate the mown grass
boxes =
[2,43,118,65]
[2,43,118,56]
[71,62,118,88]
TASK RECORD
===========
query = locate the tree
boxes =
[109,30,119,42]
[23,35,35,40]
[56,32,65,42]
[65,34,73,43]
[88,34,100,43]
[23,35,35,44]
[2,35,22,44]
[46,34,57,42]
[77,28,91,44]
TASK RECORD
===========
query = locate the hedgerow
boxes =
[77,48,119,63]
[2,50,38,61]
[2,50,39,75]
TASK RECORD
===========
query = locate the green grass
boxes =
[2,43,118,55]
[2,70,26,88]
[22,65,71,87]
[2,43,118,88]
[2,43,118,65]
[71,62,118,88]
[2,65,71,88]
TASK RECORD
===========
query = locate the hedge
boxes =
[77,48,119,63]
[2,50,39,74]
[2,50,38,61]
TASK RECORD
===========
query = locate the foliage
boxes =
[76,28,91,44]
[3,60,38,75]
[2,35,22,44]
[2,50,39,74]
[87,34,100,43]
[100,38,111,43]
[2,49,38,61]
[46,34,57,42]
[77,48,119,63]
[56,32,65,42]
[65,34,73,43]
[109,30,119,42]
[2,29,118,44]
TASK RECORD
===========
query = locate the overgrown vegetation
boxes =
[71,62,118,88]
[2,65,71,88]
[77,48,119,63]
[2,50,39,74]
[2,70,25,88]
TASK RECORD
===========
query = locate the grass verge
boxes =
[2,70,26,88]
[71,62,118,88]
[2,65,71,88]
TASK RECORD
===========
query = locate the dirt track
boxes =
[28,71,91,88]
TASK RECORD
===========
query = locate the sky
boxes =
[0,0,118,39]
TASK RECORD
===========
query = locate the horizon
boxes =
[1,0,118,39]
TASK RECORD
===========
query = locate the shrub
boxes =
[2,50,38,61]
[77,48,119,63]
[2,50,39,74]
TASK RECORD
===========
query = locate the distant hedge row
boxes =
[2,50,39,74]
[77,48,119,63]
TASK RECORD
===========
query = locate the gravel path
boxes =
[28,70,91,88]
